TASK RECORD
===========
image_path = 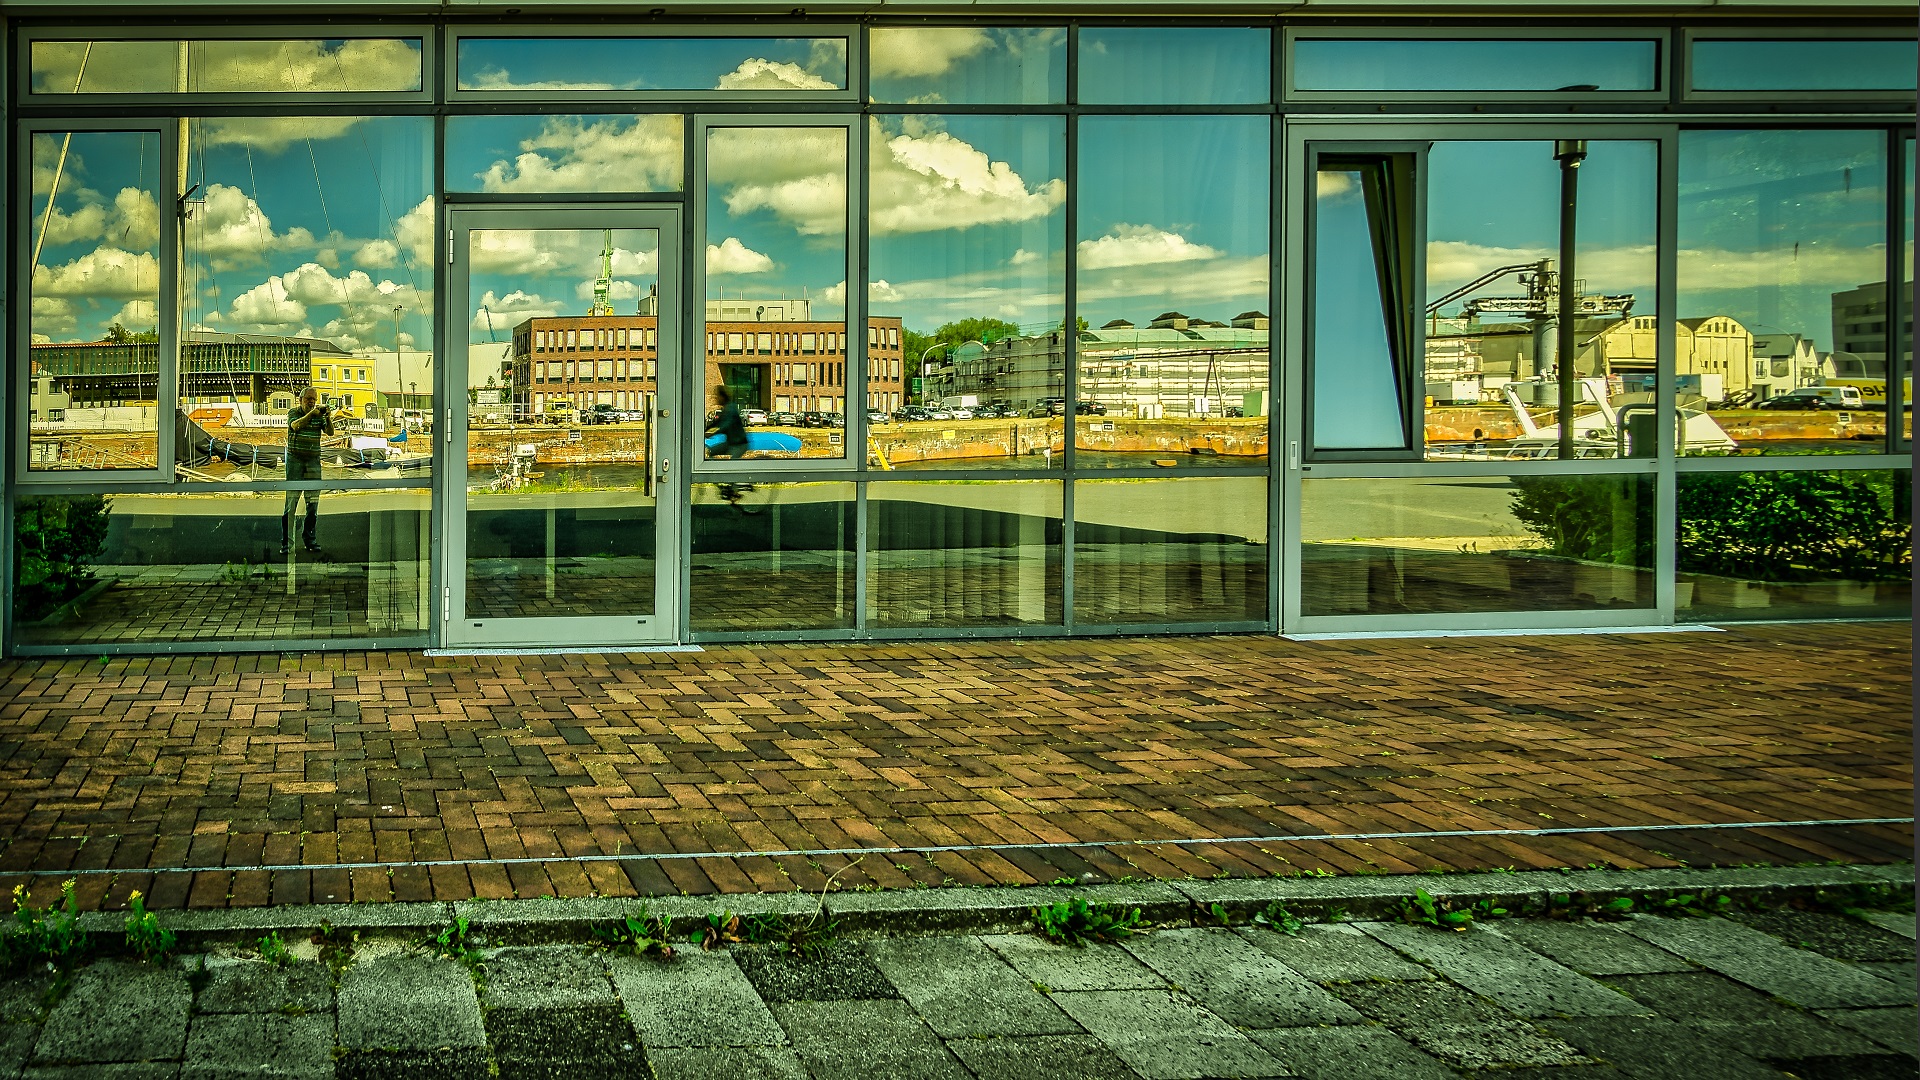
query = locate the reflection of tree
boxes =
[14,495,111,622]
[103,322,158,344]
[904,317,1022,360]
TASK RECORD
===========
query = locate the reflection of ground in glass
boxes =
[1072,477,1268,624]
[690,484,853,631]
[866,483,1062,627]
[462,498,656,620]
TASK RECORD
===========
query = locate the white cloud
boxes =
[1010,249,1041,266]
[868,28,991,79]
[870,124,1064,236]
[33,38,418,96]
[1077,225,1222,270]
[574,279,647,302]
[32,246,161,300]
[354,239,400,269]
[108,188,163,252]
[707,237,775,275]
[1077,254,1270,310]
[111,299,159,331]
[30,296,78,339]
[188,184,317,270]
[820,279,906,306]
[1677,244,1883,294]
[221,262,428,348]
[33,200,107,249]
[1317,171,1355,198]
[476,114,682,193]
[473,290,562,333]
[396,198,437,268]
[715,58,837,91]
[230,279,306,331]
[194,116,366,154]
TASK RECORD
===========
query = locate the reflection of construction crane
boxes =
[587,229,615,316]
[479,306,499,343]
[1426,259,1634,322]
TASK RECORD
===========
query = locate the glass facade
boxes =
[4,18,1909,654]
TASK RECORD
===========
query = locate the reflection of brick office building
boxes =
[28,331,337,407]
[512,298,906,417]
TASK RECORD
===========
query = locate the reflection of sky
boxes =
[467,228,660,349]
[1679,130,1886,351]
[1293,39,1655,92]
[868,27,1064,105]
[1075,116,1270,329]
[457,37,845,91]
[1078,28,1269,104]
[1426,140,1657,313]
[868,115,1063,332]
[1314,174,1405,448]
[706,127,848,319]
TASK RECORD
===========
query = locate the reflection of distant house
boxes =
[928,310,1269,418]
[28,331,339,408]
[1595,315,1754,402]
[1750,332,1821,399]
[1830,279,1912,368]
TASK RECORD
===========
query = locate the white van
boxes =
[1762,385,1864,410]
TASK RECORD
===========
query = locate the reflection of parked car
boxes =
[1758,386,1863,410]
[949,407,974,420]
[581,404,619,425]
[898,406,931,421]
[866,410,891,424]
[742,408,769,426]
[924,407,954,421]
[1028,397,1066,417]
[826,413,846,428]
[768,411,803,427]
[1074,401,1107,416]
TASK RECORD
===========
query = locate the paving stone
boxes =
[1728,909,1919,963]
[981,935,1166,992]
[486,1004,647,1080]
[335,953,486,1079]
[609,948,783,1049]
[1050,989,1286,1080]
[645,1045,809,1080]
[941,1034,1141,1080]
[478,946,617,1009]
[1243,923,1436,983]
[1621,915,1915,1009]
[864,935,1079,1038]
[1544,1016,1790,1079]
[772,999,971,1080]
[1122,927,1363,1028]
[1764,1053,1920,1080]
[733,941,899,1003]
[1816,1006,1920,1057]
[1245,1024,1459,1080]
[1861,960,1917,996]
[33,959,190,1066]
[1362,922,1646,1018]
[1603,972,1880,1059]
[1857,912,1917,941]
[1491,920,1698,976]
[21,1065,180,1079]
[1329,980,1590,1070]
[191,957,333,1015]
[180,1013,333,1079]
[0,974,55,1025]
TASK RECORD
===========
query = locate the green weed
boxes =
[311,921,358,982]
[258,931,295,967]
[1251,902,1305,936]
[594,909,675,960]
[425,916,481,964]
[1032,897,1147,946]
[699,911,745,951]
[6,881,86,970]
[123,890,175,963]
[1399,887,1474,931]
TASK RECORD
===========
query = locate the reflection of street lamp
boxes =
[1553,139,1587,460]
[392,304,404,415]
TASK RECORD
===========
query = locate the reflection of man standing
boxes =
[282,387,333,554]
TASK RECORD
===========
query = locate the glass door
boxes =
[444,207,681,647]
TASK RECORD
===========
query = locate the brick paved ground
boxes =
[0,622,1906,912]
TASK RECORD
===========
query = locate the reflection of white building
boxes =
[927,311,1269,418]
[366,348,436,411]
[1750,332,1822,399]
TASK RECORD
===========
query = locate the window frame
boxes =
[1283,26,1670,105]
[17,26,435,107]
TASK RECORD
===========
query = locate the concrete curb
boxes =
[59,863,1915,953]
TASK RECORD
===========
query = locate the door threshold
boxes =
[426,644,705,656]
[1283,624,1722,642]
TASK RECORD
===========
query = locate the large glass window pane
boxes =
[11,490,429,647]
[1691,40,1918,93]
[446,115,683,194]
[704,126,848,461]
[176,115,434,482]
[1292,39,1657,93]
[867,480,1061,626]
[31,39,423,95]
[870,115,1064,471]
[1079,28,1269,104]
[690,481,854,631]
[1675,469,1910,621]
[1300,475,1654,616]
[27,130,163,473]
[1424,141,1659,460]
[1076,117,1270,467]
[458,37,847,92]
[1679,131,1887,456]
[1072,477,1268,625]
[869,27,1065,105]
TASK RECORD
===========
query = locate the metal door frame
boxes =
[441,205,683,648]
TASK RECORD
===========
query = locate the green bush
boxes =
[1512,470,1910,583]
[13,495,111,621]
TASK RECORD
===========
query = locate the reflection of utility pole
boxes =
[1553,139,1587,460]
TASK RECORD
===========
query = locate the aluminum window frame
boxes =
[445,24,861,106]
[1283,26,1671,106]
[17,25,435,107]
[1680,26,1919,104]
[14,117,177,487]
[691,112,862,479]
[1282,119,1683,636]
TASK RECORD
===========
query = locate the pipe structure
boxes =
[1554,139,1587,460]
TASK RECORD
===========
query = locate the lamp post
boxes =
[1553,139,1587,460]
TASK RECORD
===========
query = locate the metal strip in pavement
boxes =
[1284,625,1724,641]
[2,817,1909,878]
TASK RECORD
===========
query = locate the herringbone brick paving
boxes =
[0,622,1907,911]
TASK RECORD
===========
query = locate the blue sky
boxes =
[458,37,845,92]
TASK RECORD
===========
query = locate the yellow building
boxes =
[311,356,375,412]
[1599,315,1755,402]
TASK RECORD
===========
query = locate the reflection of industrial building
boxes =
[926,311,1269,418]
[1831,279,1914,366]
[28,331,342,408]
[512,297,905,417]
